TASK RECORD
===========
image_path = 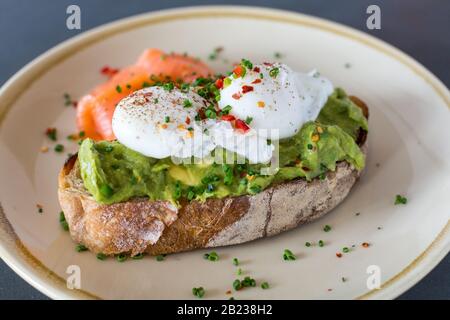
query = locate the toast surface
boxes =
[58,97,368,256]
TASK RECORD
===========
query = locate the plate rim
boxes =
[0,5,449,300]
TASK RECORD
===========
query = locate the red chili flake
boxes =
[197,108,206,120]
[336,253,343,258]
[253,66,260,73]
[240,171,247,178]
[362,242,370,248]
[45,127,56,135]
[233,65,244,77]
[225,290,232,295]
[232,92,242,100]
[221,114,236,121]
[251,79,262,84]
[72,100,78,108]
[100,66,119,77]
[263,62,273,66]
[100,66,109,74]
[242,85,254,93]
[215,78,224,89]
[185,117,191,125]
[235,119,250,133]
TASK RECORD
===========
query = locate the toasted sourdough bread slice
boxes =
[58,96,368,256]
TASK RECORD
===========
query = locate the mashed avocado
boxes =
[79,89,368,205]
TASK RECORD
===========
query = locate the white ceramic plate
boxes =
[0,6,449,300]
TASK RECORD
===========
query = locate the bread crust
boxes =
[58,97,368,256]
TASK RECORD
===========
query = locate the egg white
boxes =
[218,63,333,139]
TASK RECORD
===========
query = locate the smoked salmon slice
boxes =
[76,49,213,140]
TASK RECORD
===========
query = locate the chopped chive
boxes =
[305,242,311,247]
[237,268,242,276]
[241,58,253,70]
[203,251,219,261]
[205,108,216,119]
[183,99,192,108]
[245,116,253,125]
[318,240,325,247]
[269,67,279,78]
[163,82,174,91]
[342,247,350,253]
[221,105,232,115]
[192,287,205,298]
[59,211,69,231]
[132,253,145,260]
[173,181,182,200]
[54,144,64,153]
[180,83,190,92]
[60,221,69,231]
[233,279,242,291]
[261,282,270,289]
[164,116,170,123]
[394,194,407,205]
[63,93,72,106]
[156,254,166,261]
[187,188,196,201]
[154,98,159,103]
[116,253,127,262]
[115,85,122,93]
[283,249,296,261]
[232,258,239,266]
[241,276,256,287]
[96,253,107,260]
[75,244,88,252]
[323,225,332,232]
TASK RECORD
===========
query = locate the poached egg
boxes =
[112,62,333,164]
[112,87,215,159]
[218,63,333,139]
[112,86,272,163]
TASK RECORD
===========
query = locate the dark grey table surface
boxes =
[0,0,448,300]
